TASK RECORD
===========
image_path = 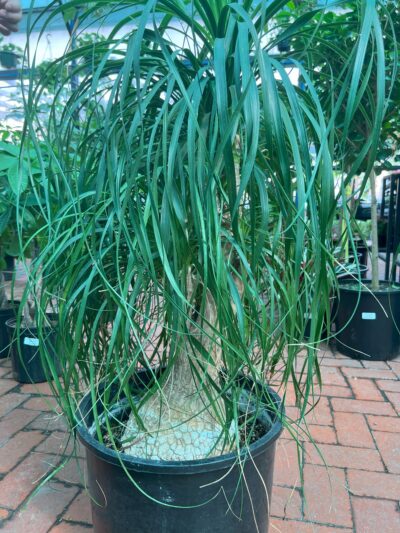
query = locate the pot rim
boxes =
[336,264,368,276]
[5,315,56,334]
[76,378,284,475]
[338,279,400,294]
[0,300,20,313]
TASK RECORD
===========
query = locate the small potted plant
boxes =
[23,1,389,531]
[6,243,59,383]
[0,135,23,357]
[0,244,19,358]
[330,6,400,361]
[0,127,59,380]
[0,41,22,69]
[289,0,400,361]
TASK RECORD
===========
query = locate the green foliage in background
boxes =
[282,0,398,177]
[282,0,398,284]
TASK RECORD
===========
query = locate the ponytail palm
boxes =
[22,0,388,461]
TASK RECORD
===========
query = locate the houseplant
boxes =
[0,133,25,357]
[0,40,22,69]
[6,248,59,383]
[22,0,388,531]
[0,127,59,379]
[331,4,399,361]
[288,0,400,360]
[0,238,19,358]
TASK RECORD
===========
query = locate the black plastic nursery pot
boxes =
[0,301,19,359]
[77,371,283,533]
[6,317,59,383]
[355,201,371,221]
[334,280,400,361]
[354,242,368,268]
[3,255,16,281]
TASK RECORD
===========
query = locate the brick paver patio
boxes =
[0,346,399,532]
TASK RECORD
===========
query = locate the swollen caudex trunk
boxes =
[123,270,235,461]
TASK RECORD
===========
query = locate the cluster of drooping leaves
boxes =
[19,0,394,463]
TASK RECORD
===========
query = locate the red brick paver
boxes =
[64,492,92,524]
[331,397,397,416]
[347,469,400,500]
[270,486,303,520]
[0,429,45,474]
[373,431,400,473]
[0,342,399,532]
[305,442,385,470]
[1,485,79,533]
[352,497,400,533]
[270,519,352,532]
[349,377,383,401]
[333,411,375,448]
[366,414,400,432]
[303,464,352,527]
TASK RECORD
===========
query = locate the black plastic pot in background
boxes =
[355,201,371,220]
[355,245,368,269]
[6,317,60,383]
[0,301,20,359]
[334,280,400,361]
[336,263,368,281]
[77,372,283,533]
[277,39,290,52]
[3,255,16,281]
[378,219,388,250]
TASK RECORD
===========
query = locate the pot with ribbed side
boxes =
[76,370,283,533]
[334,280,400,361]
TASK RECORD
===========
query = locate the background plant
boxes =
[0,37,23,68]
[0,126,40,307]
[0,122,52,326]
[285,0,399,289]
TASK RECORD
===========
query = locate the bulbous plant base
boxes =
[77,370,283,533]
[123,398,231,461]
[122,331,234,461]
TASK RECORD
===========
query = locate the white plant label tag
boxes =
[362,312,376,320]
[24,337,39,347]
